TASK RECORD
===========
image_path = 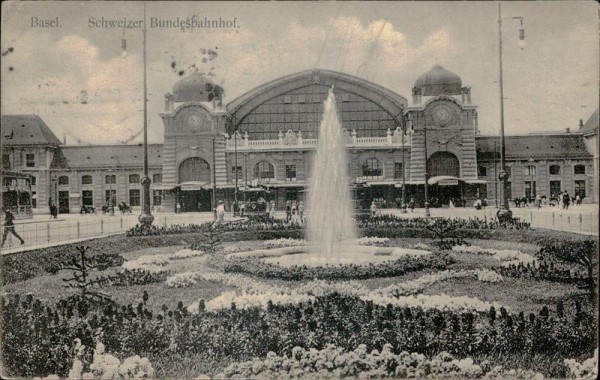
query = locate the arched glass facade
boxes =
[178,157,211,183]
[427,152,460,177]
[236,85,398,140]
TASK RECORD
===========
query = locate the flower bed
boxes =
[452,245,536,266]
[3,292,594,378]
[223,252,454,281]
[215,344,544,379]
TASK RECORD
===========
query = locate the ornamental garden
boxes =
[0,214,597,379]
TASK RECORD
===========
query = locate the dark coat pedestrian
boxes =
[2,209,24,246]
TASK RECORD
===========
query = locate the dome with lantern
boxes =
[172,72,224,103]
[414,65,462,96]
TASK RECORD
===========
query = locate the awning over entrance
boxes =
[464,179,488,184]
[428,176,461,186]
[179,181,209,191]
[153,184,178,190]
[395,180,425,187]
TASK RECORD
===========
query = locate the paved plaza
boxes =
[1,204,597,255]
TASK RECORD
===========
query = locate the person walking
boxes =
[558,191,563,209]
[370,201,377,216]
[298,201,305,223]
[1,208,25,247]
[563,191,570,210]
[269,200,276,219]
[285,201,291,223]
[408,198,415,213]
[216,200,226,223]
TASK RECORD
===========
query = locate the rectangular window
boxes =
[394,163,404,179]
[26,153,35,167]
[82,175,93,185]
[153,190,162,206]
[31,176,36,186]
[32,191,37,208]
[231,166,242,180]
[58,176,69,185]
[105,190,116,206]
[524,181,536,200]
[574,180,586,199]
[105,175,116,184]
[129,174,140,184]
[286,165,297,181]
[129,189,140,207]
[574,165,586,175]
[549,165,561,175]
[525,165,536,176]
[152,173,162,183]
[549,181,561,198]
[477,165,487,177]
[82,190,93,206]
[2,154,10,170]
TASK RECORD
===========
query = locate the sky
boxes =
[1,1,598,144]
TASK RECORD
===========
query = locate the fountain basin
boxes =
[228,245,431,267]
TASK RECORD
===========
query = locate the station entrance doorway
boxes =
[179,189,212,212]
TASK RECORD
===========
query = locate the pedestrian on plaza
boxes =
[285,201,291,222]
[558,191,563,209]
[1,208,25,247]
[535,193,542,209]
[482,197,488,208]
[240,202,246,217]
[575,194,581,206]
[270,200,276,219]
[216,200,225,223]
[563,191,570,210]
[408,198,415,213]
[370,201,377,216]
[176,202,181,214]
[291,200,298,223]
[298,201,305,222]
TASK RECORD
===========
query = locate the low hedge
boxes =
[223,252,454,281]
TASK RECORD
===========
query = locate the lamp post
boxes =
[138,1,154,227]
[234,130,239,210]
[212,137,217,220]
[423,127,430,218]
[497,1,525,221]
[107,169,114,216]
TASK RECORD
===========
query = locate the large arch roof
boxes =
[226,69,408,131]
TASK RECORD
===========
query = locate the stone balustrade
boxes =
[224,127,411,151]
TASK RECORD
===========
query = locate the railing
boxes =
[225,128,412,151]
[434,207,598,236]
[0,213,220,252]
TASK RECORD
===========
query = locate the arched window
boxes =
[81,175,93,185]
[153,173,162,183]
[178,157,211,183]
[254,161,275,181]
[129,174,140,184]
[105,175,116,185]
[427,152,460,178]
[58,176,69,185]
[362,158,383,179]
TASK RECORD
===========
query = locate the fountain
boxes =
[230,87,431,266]
[306,87,357,259]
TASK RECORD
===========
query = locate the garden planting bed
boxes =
[1,217,597,379]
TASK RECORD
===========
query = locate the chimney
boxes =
[565,128,570,133]
[579,118,584,128]
[63,133,67,144]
